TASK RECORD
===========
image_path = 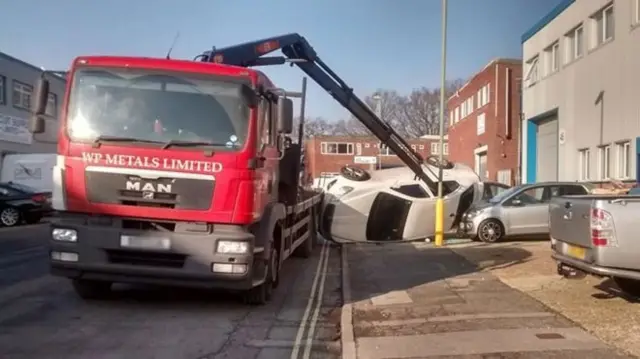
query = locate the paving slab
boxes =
[341,242,633,359]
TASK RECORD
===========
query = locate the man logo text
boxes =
[125,181,173,193]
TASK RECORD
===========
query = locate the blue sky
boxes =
[4,0,561,120]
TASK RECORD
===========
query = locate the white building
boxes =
[521,0,640,183]
[0,52,66,156]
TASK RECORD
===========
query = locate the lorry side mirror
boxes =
[277,97,293,134]
[29,77,50,134]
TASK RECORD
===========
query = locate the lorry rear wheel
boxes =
[294,210,317,258]
[244,247,278,305]
[613,277,640,298]
[72,279,112,300]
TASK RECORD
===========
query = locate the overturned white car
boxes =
[318,157,505,243]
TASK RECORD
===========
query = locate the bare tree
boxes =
[292,79,465,141]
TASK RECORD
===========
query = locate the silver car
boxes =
[459,181,594,243]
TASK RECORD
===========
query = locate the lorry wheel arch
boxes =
[254,202,286,262]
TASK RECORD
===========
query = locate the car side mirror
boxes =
[277,97,293,134]
[29,77,50,134]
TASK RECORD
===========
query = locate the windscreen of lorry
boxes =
[66,67,250,150]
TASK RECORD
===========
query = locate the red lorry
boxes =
[29,34,435,304]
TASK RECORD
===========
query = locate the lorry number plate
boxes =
[566,245,586,260]
[120,235,171,250]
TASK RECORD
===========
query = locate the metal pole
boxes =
[435,0,448,247]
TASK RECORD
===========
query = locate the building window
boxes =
[524,56,539,87]
[591,3,614,48]
[454,107,459,123]
[615,141,631,178]
[476,84,490,108]
[419,145,424,150]
[12,80,33,110]
[411,144,417,150]
[364,143,370,148]
[431,143,438,155]
[578,148,590,180]
[0,75,6,105]
[598,145,611,180]
[634,0,640,25]
[321,142,354,155]
[380,146,395,156]
[544,41,560,74]
[476,113,486,135]
[355,143,362,155]
[431,142,449,155]
[46,93,57,117]
[564,25,584,63]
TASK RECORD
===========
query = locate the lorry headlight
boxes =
[216,240,249,254]
[52,228,77,242]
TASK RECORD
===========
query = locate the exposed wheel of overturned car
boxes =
[613,277,640,299]
[476,218,504,243]
[340,165,370,182]
[425,155,454,170]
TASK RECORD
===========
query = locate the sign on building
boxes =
[354,156,377,164]
[0,113,33,145]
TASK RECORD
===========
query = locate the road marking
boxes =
[290,241,328,359]
[302,240,330,359]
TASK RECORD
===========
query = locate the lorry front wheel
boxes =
[613,277,640,298]
[72,279,112,300]
[244,247,278,305]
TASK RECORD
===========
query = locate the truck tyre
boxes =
[72,279,112,300]
[613,277,640,298]
[293,210,317,258]
[244,247,278,305]
[477,219,504,243]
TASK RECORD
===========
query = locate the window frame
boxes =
[0,74,6,105]
[591,3,615,48]
[578,148,590,180]
[320,141,354,155]
[598,144,611,180]
[12,80,33,111]
[615,141,631,179]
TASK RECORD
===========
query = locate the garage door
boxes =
[536,117,558,181]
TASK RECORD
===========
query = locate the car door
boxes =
[502,186,549,235]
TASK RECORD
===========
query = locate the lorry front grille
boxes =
[85,170,214,210]
[106,249,186,268]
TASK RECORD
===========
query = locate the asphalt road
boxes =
[0,224,342,359]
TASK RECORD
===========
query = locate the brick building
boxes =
[304,134,448,183]
[447,58,522,185]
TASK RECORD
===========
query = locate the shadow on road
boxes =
[344,241,534,305]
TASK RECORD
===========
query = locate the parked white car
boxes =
[319,158,487,243]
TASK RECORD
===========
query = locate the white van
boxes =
[0,153,56,193]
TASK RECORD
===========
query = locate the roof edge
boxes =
[521,0,576,44]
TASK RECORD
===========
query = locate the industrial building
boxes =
[521,0,640,183]
[304,134,448,184]
[447,58,522,185]
[0,52,66,156]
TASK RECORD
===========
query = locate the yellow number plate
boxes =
[566,245,586,260]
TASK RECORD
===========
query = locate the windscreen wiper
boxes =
[92,135,163,148]
[161,140,224,150]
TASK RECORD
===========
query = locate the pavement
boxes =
[340,241,634,359]
[451,240,640,358]
[0,224,343,359]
